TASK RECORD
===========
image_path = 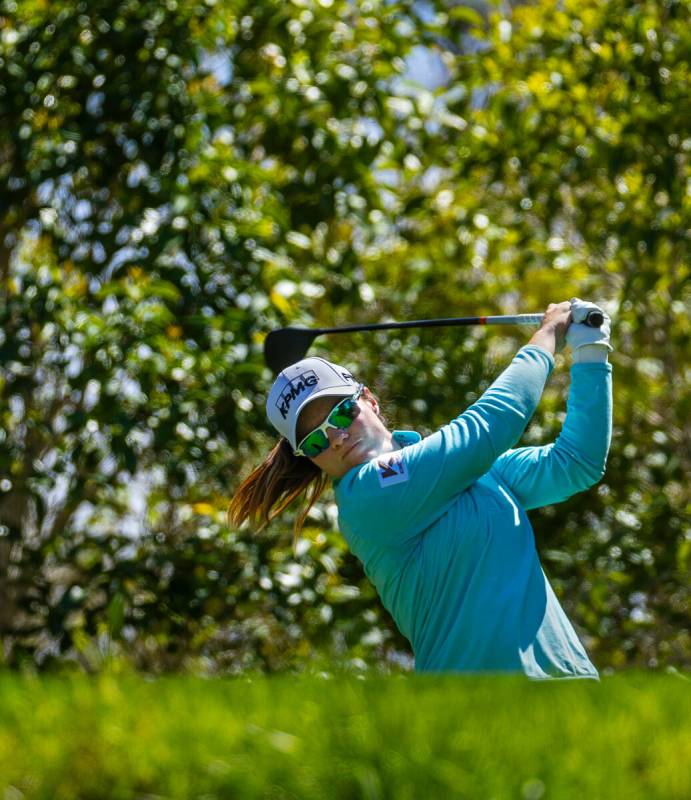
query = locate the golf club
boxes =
[264,309,604,373]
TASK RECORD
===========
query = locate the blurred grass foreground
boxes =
[1,671,690,799]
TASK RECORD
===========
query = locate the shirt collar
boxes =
[392,430,422,448]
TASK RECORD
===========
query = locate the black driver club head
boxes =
[264,327,320,374]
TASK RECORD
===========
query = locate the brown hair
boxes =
[227,437,329,549]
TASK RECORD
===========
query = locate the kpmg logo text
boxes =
[276,371,319,419]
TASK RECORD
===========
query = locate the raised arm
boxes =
[491,302,613,509]
[336,344,554,545]
[335,303,574,545]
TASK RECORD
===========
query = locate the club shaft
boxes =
[315,314,545,335]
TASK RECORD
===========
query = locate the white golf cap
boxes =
[266,357,359,450]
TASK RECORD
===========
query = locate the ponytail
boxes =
[228,438,329,548]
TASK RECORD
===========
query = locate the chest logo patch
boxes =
[375,455,409,488]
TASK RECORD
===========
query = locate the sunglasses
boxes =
[294,385,364,458]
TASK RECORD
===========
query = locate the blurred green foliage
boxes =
[0,0,688,675]
[0,671,690,798]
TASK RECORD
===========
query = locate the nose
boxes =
[327,426,350,449]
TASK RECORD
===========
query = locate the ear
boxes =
[361,386,379,414]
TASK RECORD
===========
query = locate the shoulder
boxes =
[335,449,411,500]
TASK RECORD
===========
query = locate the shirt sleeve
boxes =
[490,361,612,510]
[335,345,554,545]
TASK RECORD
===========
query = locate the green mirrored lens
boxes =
[329,397,357,427]
[301,430,329,457]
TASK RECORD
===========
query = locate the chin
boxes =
[349,443,373,463]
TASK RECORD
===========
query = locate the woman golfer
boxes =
[230,299,612,679]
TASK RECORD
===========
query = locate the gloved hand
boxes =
[567,298,613,361]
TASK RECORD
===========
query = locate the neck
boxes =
[378,430,398,455]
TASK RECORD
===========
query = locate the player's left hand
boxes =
[567,298,613,352]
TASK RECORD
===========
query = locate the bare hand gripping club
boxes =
[264,310,604,373]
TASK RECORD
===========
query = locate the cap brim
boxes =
[289,387,357,450]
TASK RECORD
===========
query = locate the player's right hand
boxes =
[539,301,573,351]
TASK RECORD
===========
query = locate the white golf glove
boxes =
[567,298,613,362]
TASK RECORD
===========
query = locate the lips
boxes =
[343,439,361,458]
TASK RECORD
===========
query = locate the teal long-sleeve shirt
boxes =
[333,345,612,679]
